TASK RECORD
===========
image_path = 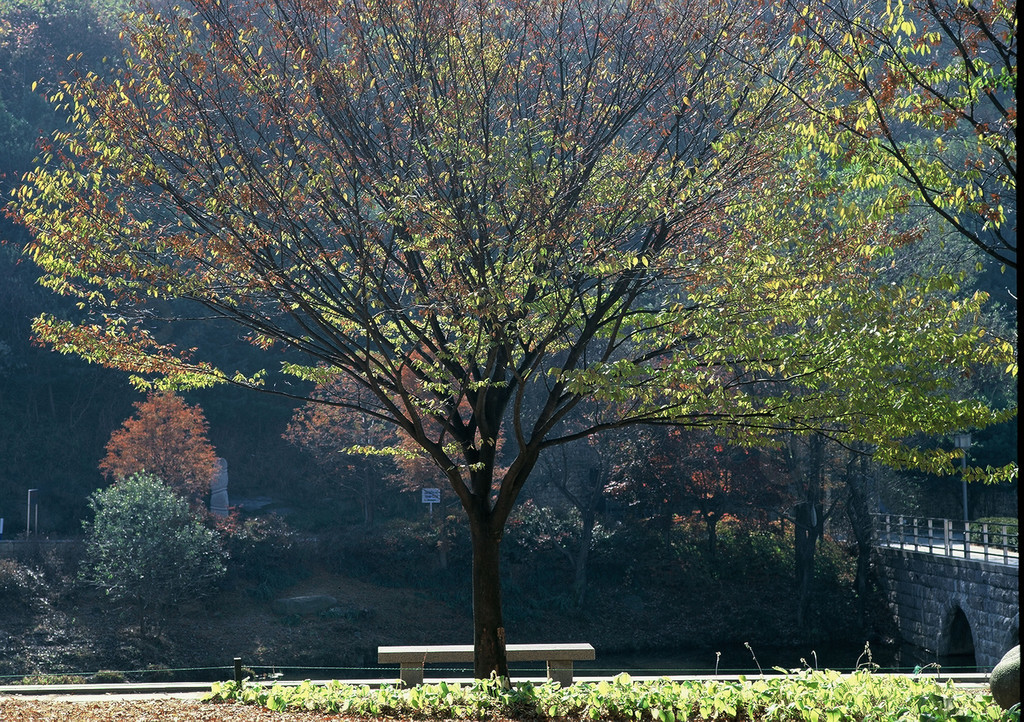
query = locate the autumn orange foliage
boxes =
[99,391,218,508]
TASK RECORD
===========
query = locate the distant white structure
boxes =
[210,458,230,517]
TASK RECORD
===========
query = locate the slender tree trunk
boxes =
[705,514,718,560]
[553,463,604,608]
[573,504,596,607]
[846,453,874,631]
[792,437,824,629]
[469,513,509,681]
[361,464,376,528]
[793,499,820,628]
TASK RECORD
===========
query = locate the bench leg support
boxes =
[547,660,574,686]
[400,664,424,687]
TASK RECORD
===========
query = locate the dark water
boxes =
[251,641,979,682]
[575,642,979,676]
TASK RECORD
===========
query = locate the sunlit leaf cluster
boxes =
[785,0,1016,267]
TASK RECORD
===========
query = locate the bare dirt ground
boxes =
[1,568,474,682]
[0,696,411,721]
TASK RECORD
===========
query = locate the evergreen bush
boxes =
[80,472,226,637]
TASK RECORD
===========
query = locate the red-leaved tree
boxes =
[673,431,790,558]
[607,427,790,554]
[99,391,219,509]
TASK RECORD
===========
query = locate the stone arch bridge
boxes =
[873,515,1018,671]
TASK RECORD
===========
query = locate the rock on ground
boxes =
[270,595,339,616]
[989,644,1019,710]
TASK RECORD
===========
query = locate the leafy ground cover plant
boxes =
[204,670,1014,721]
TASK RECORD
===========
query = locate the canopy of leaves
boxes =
[784,0,1017,269]
[9,0,1015,514]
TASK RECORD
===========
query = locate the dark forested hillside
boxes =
[0,0,316,531]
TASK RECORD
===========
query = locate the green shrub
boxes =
[80,472,226,637]
[91,669,126,683]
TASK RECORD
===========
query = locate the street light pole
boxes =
[953,433,971,523]
[26,488,39,538]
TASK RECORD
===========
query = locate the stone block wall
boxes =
[877,547,1019,670]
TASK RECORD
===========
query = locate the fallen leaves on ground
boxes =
[2,697,346,721]
[1,696,525,722]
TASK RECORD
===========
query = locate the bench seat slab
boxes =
[378,643,594,686]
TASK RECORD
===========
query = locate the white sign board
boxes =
[421,488,441,504]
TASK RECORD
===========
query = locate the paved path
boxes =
[876,537,1018,565]
[0,672,994,701]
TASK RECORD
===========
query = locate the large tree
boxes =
[9,0,1015,678]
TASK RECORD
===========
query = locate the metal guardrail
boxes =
[872,514,1018,566]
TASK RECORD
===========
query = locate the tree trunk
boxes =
[469,514,509,681]
[361,465,376,528]
[845,453,874,631]
[573,504,596,607]
[436,510,450,570]
[790,435,825,630]
[793,499,820,628]
[705,514,718,560]
[554,464,604,608]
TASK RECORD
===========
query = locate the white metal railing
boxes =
[872,514,1018,566]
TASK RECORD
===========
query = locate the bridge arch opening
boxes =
[940,606,977,670]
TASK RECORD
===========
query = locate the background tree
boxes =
[605,427,789,557]
[674,432,789,560]
[284,378,402,528]
[0,0,123,183]
[784,433,836,629]
[840,442,878,632]
[100,391,219,509]
[605,427,693,543]
[80,472,226,637]
[784,0,1017,270]
[530,437,611,607]
[505,498,611,608]
[10,0,1015,678]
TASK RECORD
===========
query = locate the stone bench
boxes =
[378,643,595,686]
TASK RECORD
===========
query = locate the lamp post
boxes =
[26,488,39,538]
[953,433,971,523]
